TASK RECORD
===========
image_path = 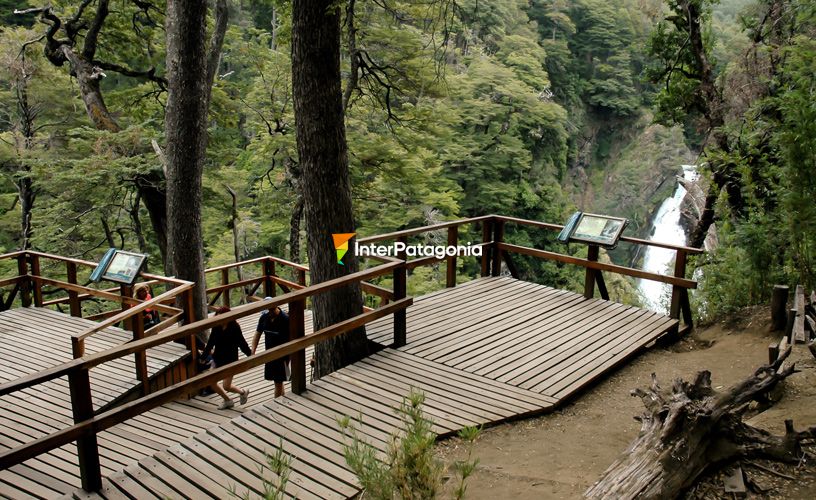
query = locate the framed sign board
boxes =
[90,249,147,285]
[559,212,628,249]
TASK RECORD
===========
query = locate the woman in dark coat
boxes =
[202,306,251,410]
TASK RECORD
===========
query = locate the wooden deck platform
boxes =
[1,277,677,499]
[367,277,677,400]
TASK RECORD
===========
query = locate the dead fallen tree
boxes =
[585,348,816,499]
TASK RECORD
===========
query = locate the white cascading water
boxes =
[637,165,698,312]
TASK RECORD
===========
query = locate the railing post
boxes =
[67,261,81,317]
[16,253,31,307]
[393,236,407,347]
[133,311,149,395]
[584,245,599,299]
[481,220,492,277]
[491,219,504,277]
[221,268,230,307]
[120,284,133,330]
[30,254,43,307]
[71,335,85,358]
[289,298,306,394]
[264,259,275,298]
[669,249,687,320]
[297,268,307,287]
[68,367,102,492]
[183,287,199,370]
[446,226,458,288]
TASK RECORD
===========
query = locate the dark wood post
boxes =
[584,245,599,299]
[67,261,81,317]
[446,225,458,288]
[289,298,307,394]
[183,287,199,370]
[393,236,407,347]
[481,220,492,277]
[768,341,780,364]
[68,367,102,492]
[669,249,688,320]
[297,269,307,287]
[771,285,789,331]
[16,253,31,307]
[784,308,796,343]
[491,219,504,277]
[30,254,43,307]
[264,259,275,298]
[120,284,133,330]
[133,311,149,395]
[221,268,230,307]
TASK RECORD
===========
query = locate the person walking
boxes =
[251,298,290,398]
[202,306,251,410]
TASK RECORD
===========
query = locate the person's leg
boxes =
[274,381,284,398]
[223,375,240,393]
[223,375,250,404]
[212,383,233,409]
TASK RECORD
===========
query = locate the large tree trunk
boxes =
[163,0,228,321]
[164,0,210,323]
[585,348,816,499]
[292,0,368,378]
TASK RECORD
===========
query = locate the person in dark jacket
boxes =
[202,306,251,410]
[251,298,289,398]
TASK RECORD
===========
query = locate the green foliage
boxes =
[230,437,293,500]
[338,390,479,499]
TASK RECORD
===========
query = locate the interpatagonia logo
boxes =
[332,233,356,265]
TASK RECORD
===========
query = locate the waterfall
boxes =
[637,165,698,312]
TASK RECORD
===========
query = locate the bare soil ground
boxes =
[437,307,816,499]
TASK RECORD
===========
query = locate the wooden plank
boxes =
[212,423,342,499]
[230,414,356,497]
[379,350,556,407]
[795,285,806,343]
[518,308,661,390]
[460,295,613,373]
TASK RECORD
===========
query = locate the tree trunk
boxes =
[163,0,228,321]
[292,0,368,378]
[585,348,815,499]
[164,0,210,323]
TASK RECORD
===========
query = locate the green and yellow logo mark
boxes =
[332,233,356,265]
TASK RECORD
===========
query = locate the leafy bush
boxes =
[338,389,480,499]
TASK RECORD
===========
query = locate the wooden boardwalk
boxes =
[1,277,677,499]
[0,308,315,499]
[367,277,677,399]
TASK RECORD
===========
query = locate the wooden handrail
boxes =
[204,256,310,274]
[0,259,402,397]
[0,276,22,288]
[0,297,412,471]
[498,242,697,288]
[356,216,493,244]
[72,283,194,342]
[31,276,180,315]
[494,215,705,254]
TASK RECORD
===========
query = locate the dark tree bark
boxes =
[292,0,368,378]
[12,64,36,249]
[585,348,816,499]
[165,0,208,322]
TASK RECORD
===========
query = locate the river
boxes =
[637,165,698,312]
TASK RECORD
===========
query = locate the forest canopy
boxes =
[0,0,814,317]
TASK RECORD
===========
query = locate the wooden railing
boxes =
[0,257,410,492]
[0,213,702,493]
[357,214,701,334]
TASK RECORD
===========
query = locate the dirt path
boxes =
[438,307,816,499]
